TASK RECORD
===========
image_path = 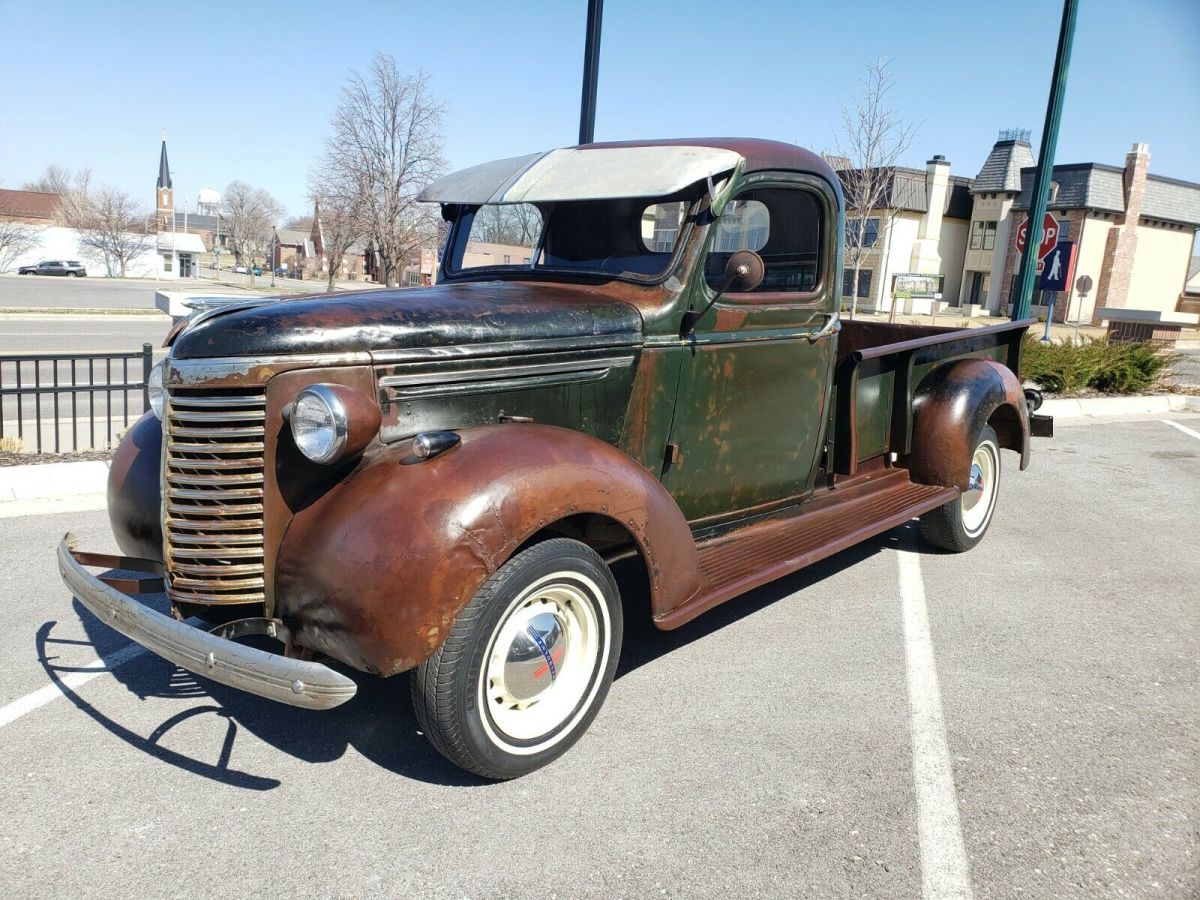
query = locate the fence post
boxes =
[141,344,153,412]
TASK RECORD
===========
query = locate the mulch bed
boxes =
[0,449,115,467]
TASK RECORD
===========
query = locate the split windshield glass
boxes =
[445,191,699,281]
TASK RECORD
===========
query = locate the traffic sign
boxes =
[1039,240,1076,292]
[1075,274,1093,295]
[1015,212,1060,261]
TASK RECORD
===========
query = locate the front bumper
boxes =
[57,534,357,711]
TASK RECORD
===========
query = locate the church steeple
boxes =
[156,138,172,190]
[155,135,174,231]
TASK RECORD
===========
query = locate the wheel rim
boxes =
[480,572,608,753]
[961,440,999,537]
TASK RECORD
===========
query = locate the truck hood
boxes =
[170,281,643,359]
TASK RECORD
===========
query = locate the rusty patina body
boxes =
[88,138,1045,689]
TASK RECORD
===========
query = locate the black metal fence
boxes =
[0,344,153,454]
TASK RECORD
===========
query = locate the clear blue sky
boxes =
[1,0,1196,222]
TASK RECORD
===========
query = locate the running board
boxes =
[656,472,958,630]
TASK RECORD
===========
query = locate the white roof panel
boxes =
[419,145,743,205]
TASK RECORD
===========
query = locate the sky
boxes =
[1,0,1197,224]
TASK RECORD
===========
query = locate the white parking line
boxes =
[1162,419,1200,441]
[0,642,147,728]
[897,546,973,900]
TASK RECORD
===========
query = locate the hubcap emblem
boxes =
[502,611,568,702]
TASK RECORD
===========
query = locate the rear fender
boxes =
[904,358,1030,491]
[274,424,699,675]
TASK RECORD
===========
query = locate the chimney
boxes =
[919,155,951,241]
[1095,142,1150,316]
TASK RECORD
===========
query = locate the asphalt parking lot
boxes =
[0,414,1196,899]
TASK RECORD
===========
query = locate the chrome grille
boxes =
[164,389,267,606]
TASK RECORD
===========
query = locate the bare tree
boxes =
[60,186,149,277]
[282,215,314,231]
[474,203,540,247]
[831,59,917,319]
[0,219,39,273]
[221,181,284,267]
[308,189,363,292]
[319,55,445,287]
[22,164,91,200]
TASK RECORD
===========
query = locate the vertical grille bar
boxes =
[164,388,268,606]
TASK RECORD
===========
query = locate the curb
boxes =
[0,460,110,503]
[1041,394,1200,419]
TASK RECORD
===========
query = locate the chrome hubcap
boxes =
[501,611,569,703]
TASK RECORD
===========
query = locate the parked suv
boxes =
[18,259,87,276]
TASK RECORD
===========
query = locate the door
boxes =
[661,177,839,524]
[179,254,193,278]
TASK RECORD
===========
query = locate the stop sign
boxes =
[1015,212,1060,260]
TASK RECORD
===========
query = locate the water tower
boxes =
[197,188,221,217]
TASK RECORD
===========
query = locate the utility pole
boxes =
[1011,0,1078,322]
[578,0,603,145]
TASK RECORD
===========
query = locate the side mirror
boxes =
[680,250,765,335]
[722,250,765,293]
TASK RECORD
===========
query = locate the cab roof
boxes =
[418,138,835,206]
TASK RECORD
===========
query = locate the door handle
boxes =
[805,314,841,343]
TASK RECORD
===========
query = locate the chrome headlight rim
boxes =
[148,360,166,420]
[291,383,350,464]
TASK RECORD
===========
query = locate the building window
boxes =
[970,220,998,251]
[845,217,879,248]
[161,253,172,273]
[842,268,873,298]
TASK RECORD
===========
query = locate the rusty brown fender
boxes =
[273,424,700,676]
[107,411,164,562]
[905,358,1030,491]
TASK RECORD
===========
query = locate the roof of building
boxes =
[972,139,1036,194]
[1013,164,1200,225]
[157,140,172,191]
[275,228,310,246]
[172,212,219,232]
[157,232,206,253]
[0,188,61,219]
[839,168,974,219]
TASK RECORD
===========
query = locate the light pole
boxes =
[1011,0,1079,322]
[578,0,603,145]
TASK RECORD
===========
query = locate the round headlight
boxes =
[291,385,348,463]
[148,361,166,420]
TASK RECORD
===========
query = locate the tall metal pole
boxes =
[1011,0,1079,322]
[578,0,603,145]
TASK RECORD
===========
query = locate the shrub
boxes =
[1021,336,1173,395]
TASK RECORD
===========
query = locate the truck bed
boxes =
[830,317,1035,475]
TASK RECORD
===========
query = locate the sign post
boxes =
[1010,0,1079,322]
[1072,273,1093,343]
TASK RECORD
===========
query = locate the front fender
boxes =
[905,358,1030,491]
[274,424,699,675]
[107,411,163,562]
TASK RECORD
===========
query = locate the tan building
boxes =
[838,157,973,312]
[993,142,1200,324]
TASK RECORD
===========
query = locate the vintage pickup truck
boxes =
[59,139,1051,779]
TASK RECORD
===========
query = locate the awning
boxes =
[418,145,744,205]
[157,233,207,254]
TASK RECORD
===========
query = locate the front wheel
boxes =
[919,424,1001,552]
[411,538,623,779]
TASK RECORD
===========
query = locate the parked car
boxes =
[59,138,1053,780]
[252,265,263,277]
[232,264,249,274]
[18,260,87,277]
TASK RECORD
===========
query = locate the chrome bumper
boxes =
[57,534,357,711]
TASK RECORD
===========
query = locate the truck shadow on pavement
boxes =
[38,527,912,790]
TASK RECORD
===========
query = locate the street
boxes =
[0,414,1196,898]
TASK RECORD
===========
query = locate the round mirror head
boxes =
[725,250,765,293]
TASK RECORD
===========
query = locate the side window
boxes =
[705,187,823,294]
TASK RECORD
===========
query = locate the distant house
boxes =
[271,227,315,274]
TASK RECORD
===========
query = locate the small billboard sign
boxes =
[891,273,945,298]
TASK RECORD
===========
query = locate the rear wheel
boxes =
[411,538,622,779]
[919,424,1001,552]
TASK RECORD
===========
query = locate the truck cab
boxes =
[60,139,1048,779]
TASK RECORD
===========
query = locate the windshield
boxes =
[443,192,698,281]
